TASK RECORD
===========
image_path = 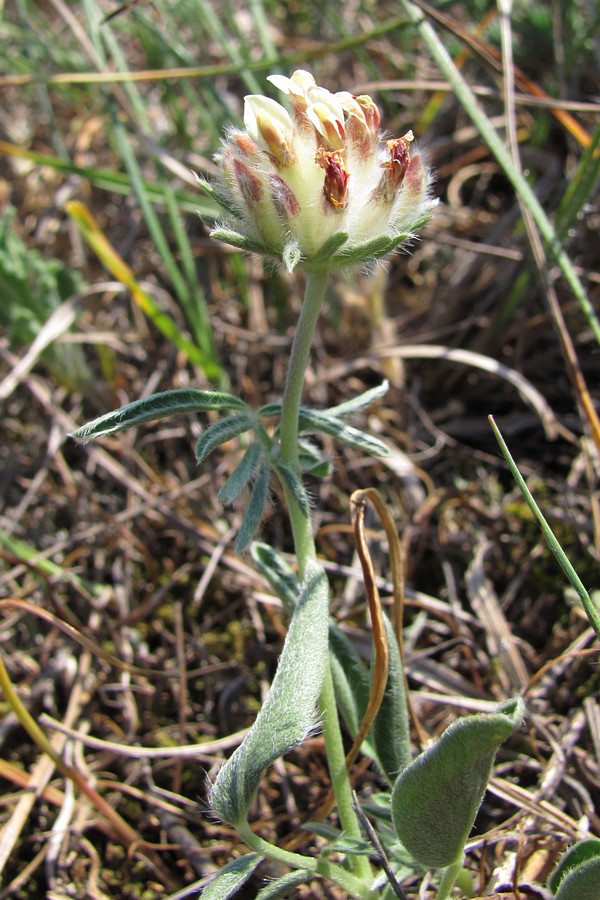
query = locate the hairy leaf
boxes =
[195,413,255,465]
[210,560,329,825]
[201,853,262,899]
[371,614,411,783]
[554,856,600,900]
[312,231,349,260]
[328,381,389,419]
[274,462,311,517]
[391,697,524,868]
[234,457,271,552]
[255,870,313,899]
[297,409,390,456]
[210,228,271,256]
[550,839,600,896]
[250,543,299,614]
[218,443,263,506]
[329,624,370,740]
[71,389,247,441]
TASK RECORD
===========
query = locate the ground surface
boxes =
[0,1,599,897]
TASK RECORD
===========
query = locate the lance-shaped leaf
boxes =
[298,440,331,477]
[297,409,390,457]
[235,457,271,553]
[391,696,525,869]
[334,234,397,263]
[71,389,247,441]
[255,869,313,899]
[328,380,390,419]
[210,560,329,825]
[210,227,272,256]
[371,614,411,783]
[550,839,600,899]
[201,853,262,899]
[329,624,371,743]
[274,462,311,518]
[195,412,255,465]
[312,231,349,261]
[218,442,263,506]
[251,543,299,614]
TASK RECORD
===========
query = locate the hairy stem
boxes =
[276,269,372,885]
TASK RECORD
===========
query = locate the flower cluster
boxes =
[205,70,436,272]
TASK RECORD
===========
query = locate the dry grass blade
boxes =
[466,542,529,693]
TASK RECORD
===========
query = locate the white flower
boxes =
[206,70,436,272]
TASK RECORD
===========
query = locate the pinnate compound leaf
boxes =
[549,839,600,897]
[250,543,299,614]
[218,443,263,506]
[71,389,247,441]
[210,560,329,825]
[201,853,262,899]
[195,413,255,465]
[391,697,525,868]
[234,457,271,552]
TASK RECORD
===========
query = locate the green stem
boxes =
[435,856,464,900]
[276,268,372,886]
[237,822,372,899]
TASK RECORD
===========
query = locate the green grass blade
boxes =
[489,417,600,640]
[397,0,600,348]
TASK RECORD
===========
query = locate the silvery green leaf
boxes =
[391,696,525,869]
[250,543,299,614]
[274,463,311,517]
[298,441,331,477]
[210,560,329,825]
[210,228,271,256]
[328,381,390,420]
[255,870,313,899]
[201,853,262,899]
[554,856,600,900]
[312,231,349,260]
[329,624,371,744]
[385,232,413,255]
[549,839,600,897]
[195,413,255,465]
[194,173,241,219]
[371,614,411,783]
[333,235,394,263]
[297,409,390,456]
[71,390,247,441]
[218,443,263,506]
[235,457,271,552]
[257,402,282,419]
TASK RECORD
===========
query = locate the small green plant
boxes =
[0,204,90,390]
[71,69,529,899]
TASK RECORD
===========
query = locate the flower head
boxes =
[205,70,436,272]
